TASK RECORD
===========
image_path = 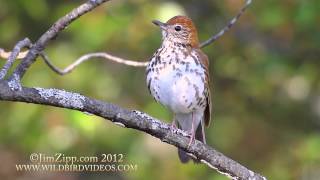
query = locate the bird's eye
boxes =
[174,25,182,31]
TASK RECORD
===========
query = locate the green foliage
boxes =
[0,0,319,179]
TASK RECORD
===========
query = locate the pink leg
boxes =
[170,115,177,134]
[187,112,196,148]
[171,121,177,129]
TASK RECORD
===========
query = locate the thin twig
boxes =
[0,49,28,60]
[9,0,110,81]
[0,38,31,80]
[200,0,252,48]
[40,52,148,75]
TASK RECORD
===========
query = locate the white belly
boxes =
[159,73,204,113]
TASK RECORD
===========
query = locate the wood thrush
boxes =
[146,16,212,163]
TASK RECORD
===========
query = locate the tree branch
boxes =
[0,80,266,180]
[0,38,31,80]
[200,0,252,48]
[40,52,148,75]
[0,48,28,60]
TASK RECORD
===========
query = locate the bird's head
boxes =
[152,15,199,48]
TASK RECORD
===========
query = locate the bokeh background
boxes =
[0,0,319,179]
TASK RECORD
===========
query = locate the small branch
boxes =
[200,0,252,48]
[0,49,28,60]
[0,80,266,180]
[9,0,110,81]
[0,38,31,80]
[40,52,148,75]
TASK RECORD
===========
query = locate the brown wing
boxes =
[195,48,212,127]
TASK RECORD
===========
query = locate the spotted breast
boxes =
[146,43,208,114]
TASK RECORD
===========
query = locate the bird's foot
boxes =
[170,122,178,135]
[187,131,195,148]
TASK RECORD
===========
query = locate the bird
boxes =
[146,15,212,163]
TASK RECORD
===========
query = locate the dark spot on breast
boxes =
[197,97,202,106]
[191,55,199,65]
[155,56,160,65]
[146,68,151,75]
[176,72,182,77]
[147,78,152,93]
[200,76,205,83]
[175,56,179,64]
[193,84,199,99]
[195,71,202,76]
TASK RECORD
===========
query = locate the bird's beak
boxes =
[152,20,167,30]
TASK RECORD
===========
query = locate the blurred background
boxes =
[0,0,319,179]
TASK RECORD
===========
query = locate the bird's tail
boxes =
[176,117,206,163]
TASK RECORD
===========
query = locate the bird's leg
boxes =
[171,121,177,129]
[187,112,196,148]
[170,115,177,134]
